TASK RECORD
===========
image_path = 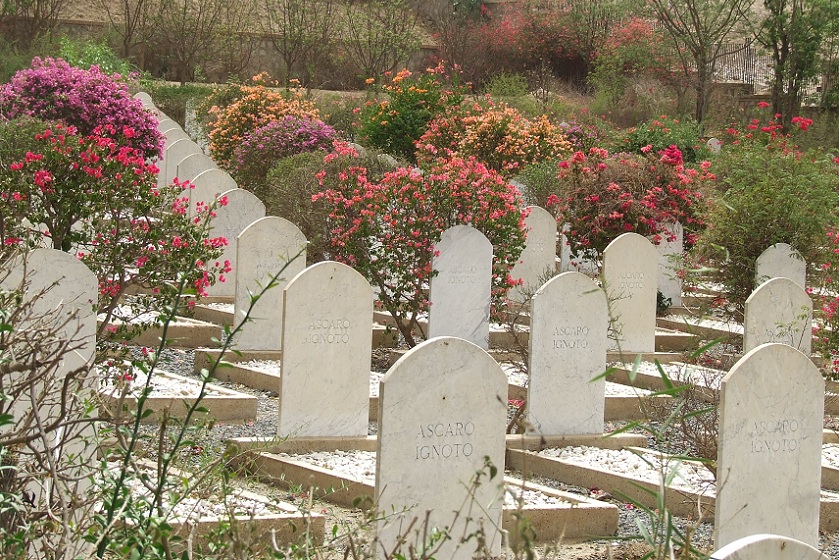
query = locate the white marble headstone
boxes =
[204,188,265,298]
[712,534,825,560]
[755,243,806,289]
[133,91,154,104]
[528,272,607,435]
[185,168,239,218]
[707,137,722,154]
[715,343,823,549]
[376,337,506,560]
[743,277,812,355]
[1,248,97,362]
[234,217,307,350]
[428,225,493,349]
[0,250,98,501]
[175,152,217,184]
[279,261,373,437]
[510,206,557,302]
[655,221,683,308]
[163,138,203,186]
[602,233,659,353]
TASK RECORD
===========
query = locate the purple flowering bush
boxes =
[0,58,162,159]
[559,120,602,153]
[230,115,337,188]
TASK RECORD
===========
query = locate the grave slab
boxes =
[510,205,558,303]
[279,262,373,437]
[528,271,607,435]
[743,277,812,355]
[376,337,506,558]
[711,534,825,560]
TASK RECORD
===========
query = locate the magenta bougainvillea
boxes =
[230,116,337,187]
[0,58,163,159]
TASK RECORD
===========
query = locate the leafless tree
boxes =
[262,0,337,86]
[0,0,67,51]
[645,0,755,124]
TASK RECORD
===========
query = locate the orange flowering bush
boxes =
[207,73,320,169]
[416,97,572,176]
[360,63,466,162]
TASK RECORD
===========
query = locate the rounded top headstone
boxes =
[711,534,824,559]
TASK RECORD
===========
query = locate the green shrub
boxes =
[515,159,560,207]
[484,73,529,97]
[261,145,399,264]
[139,80,217,128]
[697,139,839,315]
[57,37,136,77]
[620,115,702,162]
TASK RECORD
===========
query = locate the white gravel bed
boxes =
[536,446,715,495]
[241,360,282,374]
[622,361,724,389]
[277,451,573,507]
[605,382,652,397]
[119,470,284,520]
[502,363,528,387]
[99,304,159,325]
[823,444,839,469]
[279,450,377,484]
[202,302,234,312]
[503,486,570,507]
[662,314,743,335]
[502,363,652,397]
[100,365,223,398]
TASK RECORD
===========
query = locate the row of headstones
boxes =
[370,336,824,559]
[272,224,819,443]
[0,248,824,557]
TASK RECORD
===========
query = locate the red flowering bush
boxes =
[548,146,709,260]
[314,148,527,346]
[0,57,162,159]
[207,73,320,169]
[360,63,466,162]
[0,118,225,350]
[416,98,572,177]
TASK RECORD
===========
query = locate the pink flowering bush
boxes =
[314,148,527,346]
[230,116,337,189]
[548,146,709,261]
[620,115,702,163]
[416,98,572,177]
[0,118,224,349]
[813,230,839,381]
[0,58,162,159]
